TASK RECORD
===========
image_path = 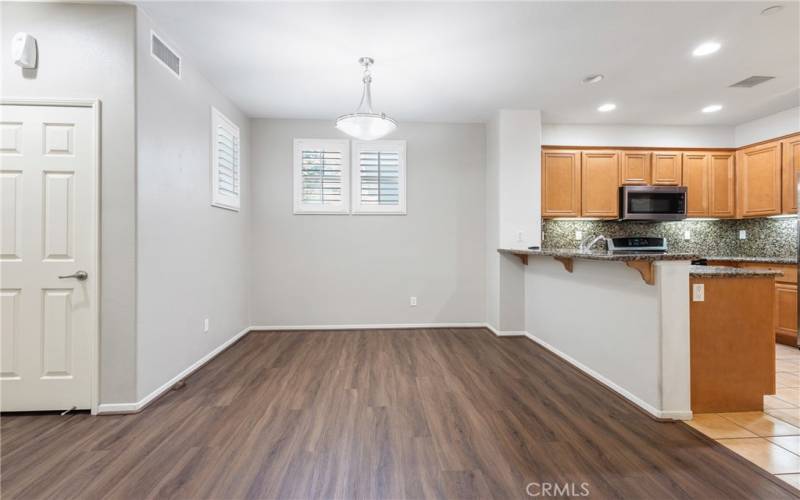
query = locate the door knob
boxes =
[58,270,88,281]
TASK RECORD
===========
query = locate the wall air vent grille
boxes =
[729,76,775,88]
[150,31,181,78]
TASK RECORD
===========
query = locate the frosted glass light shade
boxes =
[336,113,397,141]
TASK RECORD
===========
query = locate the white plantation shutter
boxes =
[352,140,406,214]
[293,139,350,214]
[301,150,343,204]
[211,107,241,211]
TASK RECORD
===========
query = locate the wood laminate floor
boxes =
[2,328,798,499]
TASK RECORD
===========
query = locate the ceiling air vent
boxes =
[150,31,181,79]
[729,76,774,88]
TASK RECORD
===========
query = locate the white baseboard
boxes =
[250,322,487,331]
[522,331,691,421]
[97,325,252,415]
[484,323,526,337]
[94,401,139,414]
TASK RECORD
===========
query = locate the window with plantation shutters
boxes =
[293,139,350,214]
[352,140,407,214]
[210,107,241,211]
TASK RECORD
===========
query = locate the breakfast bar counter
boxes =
[499,248,697,285]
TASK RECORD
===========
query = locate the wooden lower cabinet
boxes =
[581,151,619,218]
[690,276,776,412]
[776,283,798,345]
[738,263,798,346]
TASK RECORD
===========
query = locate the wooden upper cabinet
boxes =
[782,134,800,214]
[652,152,683,185]
[581,151,619,218]
[620,151,651,185]
[736,140,782,218]
[542,150,581,217]
[683,153,710,216]
[709,152,735,218]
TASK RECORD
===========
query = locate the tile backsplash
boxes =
[542,217,797,258]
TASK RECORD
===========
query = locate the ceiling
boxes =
[139,1,799,125]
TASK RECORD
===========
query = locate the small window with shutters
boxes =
[352,140,407,214]
[210,107,241,211]
[293,139,350,214]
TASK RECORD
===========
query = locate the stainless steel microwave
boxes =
[619,186,687,221]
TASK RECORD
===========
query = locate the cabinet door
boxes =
[782,134,800,214]
[652,152,682,185]
[620,151,651,185]
[542,150,581,217]
[775,283,798,345]
[581,151,619,218]
[709,152,735,218]
[683,153,709,217]
[736,141,782,217]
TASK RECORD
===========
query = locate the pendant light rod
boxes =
[356,57,375,114]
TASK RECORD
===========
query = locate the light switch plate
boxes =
[575,230,583,241]
[692,284,705,302]
[410,296,417,307]
[739,230,747,240]
[684,230,691,241]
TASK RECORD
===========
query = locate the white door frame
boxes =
[2,97,101,414]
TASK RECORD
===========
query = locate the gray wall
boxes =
[136,10,251,399]
[250,119,486,327]
[1,2,138,404]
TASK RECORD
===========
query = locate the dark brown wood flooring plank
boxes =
[2,328,798,499]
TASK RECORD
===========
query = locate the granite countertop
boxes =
[702,255,798,265]
[690,265,784,278]
[498,248,698,262]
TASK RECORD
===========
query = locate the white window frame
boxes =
[351,140,407,215]
[293,138,351,214]
[210,107,241,211]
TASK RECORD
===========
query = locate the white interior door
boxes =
[1,103,97,411]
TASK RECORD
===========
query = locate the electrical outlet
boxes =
[684,230,691,241]
[517,230,524,242]
[575,230,583,241]
[739,230,747,240]
[410,296,417,307]
[203,318,209,333]
[692,284,705,302]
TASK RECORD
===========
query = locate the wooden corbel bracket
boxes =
[625,260,655,285]
[512,253,528,265]
[553,257,574,273]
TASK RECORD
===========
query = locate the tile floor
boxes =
[687,343,800,489]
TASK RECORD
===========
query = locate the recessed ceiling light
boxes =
[597,103,616,112]
[582,74,604,84]
[761,5,783,16]
[692,41,721,57]
[702,104,723,113]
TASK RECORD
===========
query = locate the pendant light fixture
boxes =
[336,57,397,141]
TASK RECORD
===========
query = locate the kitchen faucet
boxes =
[579,234,606,252]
